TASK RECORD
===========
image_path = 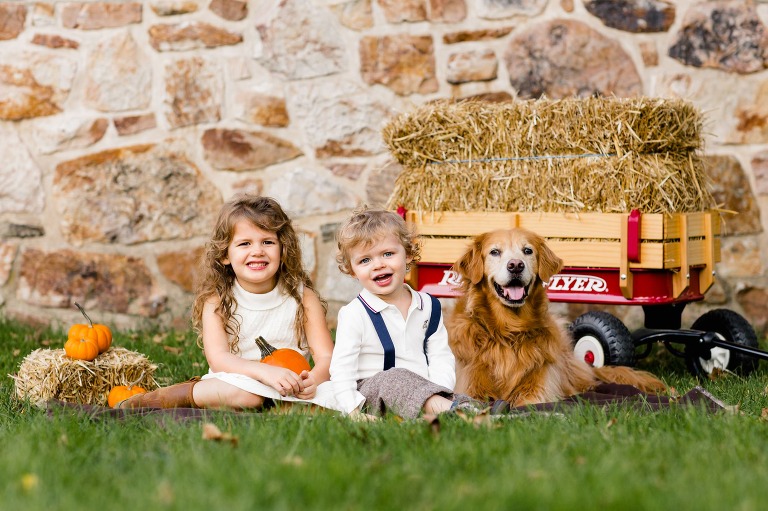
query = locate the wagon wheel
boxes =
[686,309,759,378]
[569,311,635,367]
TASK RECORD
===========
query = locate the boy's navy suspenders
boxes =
[357,294,441,370]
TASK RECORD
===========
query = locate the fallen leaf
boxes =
[20,473,39,492]
[163,346,183,355]
[12,349,20,356]
[453,408,498,428]
[454,409,471,422]
[422,414,441,436]
[156,480,175,506]
[708,367,728,381]
[760,408,768,421]
[202,422,238,447]
[606,417,618,428]
[282,455,304,466]
[471,412,496,428]
[349,411,378,422]
[202,422,222,438]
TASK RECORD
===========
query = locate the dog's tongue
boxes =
[503,285,525,301]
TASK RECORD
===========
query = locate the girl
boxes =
[116,195,337,411]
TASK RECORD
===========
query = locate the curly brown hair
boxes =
[192,195,325,353]
[336,206,421,276]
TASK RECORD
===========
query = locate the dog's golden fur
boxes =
[447,228,666,406]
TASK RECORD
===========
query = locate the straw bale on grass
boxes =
[12,347,158,408]
[383,97,715,213]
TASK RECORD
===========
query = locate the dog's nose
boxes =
[507,259,525,272]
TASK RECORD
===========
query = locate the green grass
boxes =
[2,318,768,511]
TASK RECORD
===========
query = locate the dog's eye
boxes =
[489,249,500,257]
[523,247,533,255]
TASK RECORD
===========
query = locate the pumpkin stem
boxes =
[74,302,94,328]
[254,336,276,359]
[127,371,145,390]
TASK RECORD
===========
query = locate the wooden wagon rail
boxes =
[406,210,721,300]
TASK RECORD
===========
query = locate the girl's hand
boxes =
[295,370,317,399]
[260,364,304,397]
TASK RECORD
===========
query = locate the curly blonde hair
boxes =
[336,206,421,276]
[192,195,325,353]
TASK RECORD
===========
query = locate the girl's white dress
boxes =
[201,280,345,412]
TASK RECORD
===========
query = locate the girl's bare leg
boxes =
[192,379,266,410]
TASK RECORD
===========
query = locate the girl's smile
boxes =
[223,219,282,294]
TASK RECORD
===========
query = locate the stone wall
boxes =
[1,0,767,334]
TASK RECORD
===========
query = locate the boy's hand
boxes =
[260,364,304,397]
[295,370,317,399]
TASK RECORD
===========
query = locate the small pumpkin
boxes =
[68,302,112,353]
[255,336,311,375]
[64,337,99,361]
[107,385,147,408]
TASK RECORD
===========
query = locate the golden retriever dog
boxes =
[446,228,666,407]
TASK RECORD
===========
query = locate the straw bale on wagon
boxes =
[383,97,716,214]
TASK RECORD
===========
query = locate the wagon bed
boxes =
[406,209,719,304]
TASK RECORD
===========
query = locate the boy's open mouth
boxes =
[374,273,393,283]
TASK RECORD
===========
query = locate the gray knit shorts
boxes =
[357,367,453,419]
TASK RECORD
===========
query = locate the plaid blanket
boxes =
[44,383,726,421]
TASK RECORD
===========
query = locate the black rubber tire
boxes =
[569,311,636,367]
[686,309,759,378]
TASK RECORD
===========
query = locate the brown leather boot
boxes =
[116,377,201,409]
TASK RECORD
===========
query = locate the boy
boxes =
[330,207,494,419]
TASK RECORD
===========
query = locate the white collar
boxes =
[358,285,423,314]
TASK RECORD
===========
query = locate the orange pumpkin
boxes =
[107,385,147,408]
[254,336,311,375]
[68,303,112,353]
[64,337,99,361]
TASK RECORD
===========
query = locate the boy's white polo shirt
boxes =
[330,284,456,413]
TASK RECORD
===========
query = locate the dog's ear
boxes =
[454,234,487,286]
[535,234,563,283]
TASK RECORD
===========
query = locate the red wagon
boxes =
[405,209,767,378]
